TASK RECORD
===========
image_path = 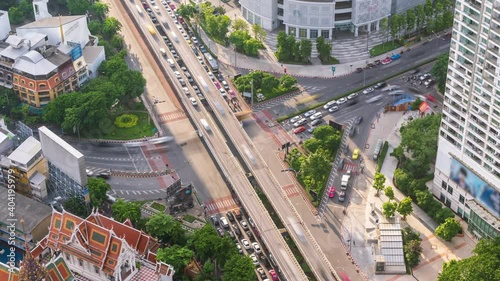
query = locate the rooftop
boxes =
[17,15,86,29]
[38,126,83,159]
[13,50,58,76]
[82,46,104,63]
[8,136,41,165]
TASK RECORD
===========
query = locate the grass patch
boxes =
[370,40,402,57]
[183,214,197,223]
[150,202,166,212]
[320,56,340,65]
[284,236,318,281]
[255,188,284,229]
[97,111,156,140]
[376,141,389,172]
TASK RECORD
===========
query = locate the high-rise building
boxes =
[432,0,500,239]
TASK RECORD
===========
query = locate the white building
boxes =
[432,0,500,239]
[0,10,11,40]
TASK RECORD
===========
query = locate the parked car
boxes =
[391,53,401,60]
[232,224,241,237]
[381,57,392,65]
[293,118,308,127]
[304,110,316,117]
[362,87,374,95]
[269,270,279,281]
[226,212,235,222]
[210,215,219,226]
[347,93,358,99]
[250,254,259,266]
[217,227,224,237]
[310,112,323,120]
[308,126,316,133]
[174,71,181,79]
[293,126,306,134]
[328,106,339,113]
[248,217,255,229]
[239,220,248,230]
[419,73,431,81]
[257,267,267,279]
[290,115,302,123]
[220,216,229,229]
[339,191,346,202]
[252,242,262,253]
[336,97,347,105]
[373,82,386,89]
[236,243,242,254]
[424,79,435,87]
[246,230,254,240]
[222,80,230,90]
[356,67,363,73]
[323,100,337,109]
[311,119,323,126]
[241,239,251,249]
[328,186,336,198]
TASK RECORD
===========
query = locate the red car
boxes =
[293,126,306,134]
[328,186,336,198]
[381,57,392,65]
[269,269,279,281]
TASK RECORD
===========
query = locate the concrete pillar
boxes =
[328,29,332,39]
[285,25,289,35]
[307,29,310,39]
[376,20,380,31]
[354,26,359,37]
[367,22,371,33]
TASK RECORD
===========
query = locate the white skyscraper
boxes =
[432,0,500,238]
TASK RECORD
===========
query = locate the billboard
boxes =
[450,158,500,217]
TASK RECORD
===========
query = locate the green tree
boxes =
[424,0,434,25]
[389,14,400,42]
[434,207,455,224]
[187,224,220,262]
[406,9,416,33]
[67,0,91,15]
[111,199,141,225]
[243,38,261,57]
[0,0,17,11]
[414,5,425,34]
[102,17,122,39]
[223,255,256,281]
[8,7,24,25]
[384,186,395,200]
[111,70,146,102]
[110,34,125,51]
[373,172,386,196]
[252,24,266,42]
[213,5,226,15]
[415,190,436,210]
[275,31,291,61]
[435,218,462,241]
[303,138,322,153]
[232,18,248,31]
[156,245,193,277]
[261,75,280,96]
[299,39,312,63]
[402,226,421,244]
[301,149,332,192]
[382,201,398,218]
[229,30,251,52]
[397,196,413,220]
[88,20,103,35]
[379,18,390,47]
[316,36,332,62]
[431,54,449,93]
[177,3,197,21]
[63,196,90,218]
[146,213,187,245]
[19,0,33,20]
[405,239,423,267]
[438,237,500,281]
[214,236,238,266]
[91,2,109,20]
[399,114,441,167]
[88,177,111,208]
[279,74,297,89]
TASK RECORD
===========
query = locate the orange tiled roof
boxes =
[0,262,19,281]
[31,237,48,259]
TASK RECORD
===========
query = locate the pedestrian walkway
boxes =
[343,111,476,281]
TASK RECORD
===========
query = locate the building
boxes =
[0,10,10,41]
[38,126,88,201]
[239,0,393,38]
[30,209,175,281]
[432,0,500,239]
[6,136,48,199]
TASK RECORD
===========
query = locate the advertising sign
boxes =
[450,158,500,217]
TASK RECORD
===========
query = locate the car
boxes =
[328,186,336,198]
[391,53,401,60]
[307,126,316,133]
[355,116,363,124]
[232,224,241,237]
[246,230,254,239]
[310,112,323,120]
[207,72,215,81]
[219,89,227,97]
[347,100,358,107]
[241,239,251,249]
[311,119,323,126]
[226,212,235,222]
[189,97,197,106]
[250,254,259,266]
[191,37,199,44]
[328,106,339,113]
[171,50,179,58]
[290,115,302,123]
[192,85,201,96]
[362,87,374,95]
[352,148,360,160]
[304,110,316,117]
[179,79,186,86]
[182,87,190,95]
[216,73,224,82]
[419,73,431,81]
[142,2,149,8]
[269,269,279,281]
[323,101,336,109]
[347,92,358,99]
[183,34,189,40]
[239,220,248,230]
[217,227,224,237]
[226,230,236,240]
[293,118,308,127]
[373,82,386,89]
[210,215,219,226]
[251,242,261,251]
[257,267,267,279]
[222,80,230,90]
[381,57,392,65]
[336,97,347,105]
[248,218,255,229]
[424,79,435,87]
[236,243,243,254]
[293,126,306,134]
[220,216,229,228]
[200,45,207,53]
[355,67,363,73]
[339,191,346,202]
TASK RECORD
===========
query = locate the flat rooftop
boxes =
[38,126,84,159]
[8,136,41,165]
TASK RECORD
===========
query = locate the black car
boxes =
[217,227,225,237]
[374,82,386,89]
[227,212,235,222]
[96,172,111,179]
[232,225,241,237]
[210,215,219,226]
[216,73,224,82]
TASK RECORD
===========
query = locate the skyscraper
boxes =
[432,0,500,238]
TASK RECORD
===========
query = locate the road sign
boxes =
[331,66,336,72]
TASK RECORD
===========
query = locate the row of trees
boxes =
[288,126,342,204]
[372,172,414,220]
[233,71,297,100]
[197,2,231,44]
[431,54,449,93]
[229,19,266,57]
[276,32,333,63]
[402,227,423,268]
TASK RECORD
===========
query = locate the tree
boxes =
[405,239,423,267]
[223,255,255,281]
[91,2,109,20]
[384,186,395,200]
[424,0,434,25]
[229,30,251,52]
[299,39,312,63]
[382,201,398,218]
[110,34,125,51]
[303,138,322,153]
[63,196,90,218]
[434,207,455,224]
[414,5,425,34]
[379,18,390,47]
[397,196,413,220]
[88,20,103,35]
[279,74,297,89]
[110,70,146,102]
[261,75,280,96]
[438,237,500,281]
[243,38,261,57]
[232,19,248,31]
[316,36,332,62]
[415,190,436,210]
[389,14,400,42]
[435,218,462,241]
[406,9,416,33]
[373,172,386,196]
[156,245,193,277]
[188,224,220,262]
[111,199,141,225]
[8,7,24,25]
[146,213,187,245]
[177,3,197,21]
[431,54,449,93]
[402,226,421,244]
[67,0,91,15]
[0,0,17,11]
[214,236,238,266]
[88,177,111,208]
[275,31,291,61]
[102,17,122,39]
[252,24,266,42]
[213,5,226,15]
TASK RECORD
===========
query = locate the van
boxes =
[167,58,175,67]
[160,48,167,57]
[200,119,211,131]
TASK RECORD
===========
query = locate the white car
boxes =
[290,115,302,123]
[363,87,374,94]
[153,5,160,11]
[191,37,199,44]
[323,101,337,109]
[252,242,262,253]
[182,87,190,95]
[189,97,197,106]
[174,71,181,79]
[328,106,339,113]
[293,118,308,127]
[308,126,316,133]
[241,239,251,249]
[347,93,358,99]
[304,110,316,117]
[250,254,259,266]
[236,243,242,254]
[310,112,323,120]
[207,72,215,81]
[240,220,248,230]
[336,97,347,105]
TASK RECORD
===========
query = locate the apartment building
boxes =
[432,0,500,239]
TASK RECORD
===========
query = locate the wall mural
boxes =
[353,0,391,25]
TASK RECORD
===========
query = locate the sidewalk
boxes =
[343,111,476,281]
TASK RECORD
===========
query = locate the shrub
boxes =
[114,114,138,128]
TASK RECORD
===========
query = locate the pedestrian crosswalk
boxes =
[203,196,239,215]
[253,86,326,110]
[158,111,187,123]
[116,189,164,195]
[302,85,327,94]
[282,184,300,197]
[340,162,360,173]
[86,166,110,174]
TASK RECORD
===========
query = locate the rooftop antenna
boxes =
[59,15,65,45]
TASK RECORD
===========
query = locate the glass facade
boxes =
[47,162,85,200]
[468,209,499,239]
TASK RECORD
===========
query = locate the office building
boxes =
[432,0,500,239]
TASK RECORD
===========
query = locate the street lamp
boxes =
[233,46,237,67]
[350,64,353,73]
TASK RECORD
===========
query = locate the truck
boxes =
[341,170,351,190]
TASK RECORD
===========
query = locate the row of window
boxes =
[442,180,466,204]
[288,27,330,39]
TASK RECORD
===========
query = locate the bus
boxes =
[203,52,219,73]
[147,25,156,35]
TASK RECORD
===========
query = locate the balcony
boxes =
[464,0,482,13]
[463,8,480,23]
[486,54,499,66]
[490,35,500,46]
[462,19,479,32]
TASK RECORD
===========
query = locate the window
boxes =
[440,193,446,203]
[458,207,463,217]
[65,253,70,260]
[94,266,99,274]
[299,28,307,38]
[441,180,447,189]
[310,29,318,39]
[321,29,330,39]
[288,27,296,36]
[78,259,83,267]
[39,83,46,89]
[447,186,453,195]
[459,194,465,204]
